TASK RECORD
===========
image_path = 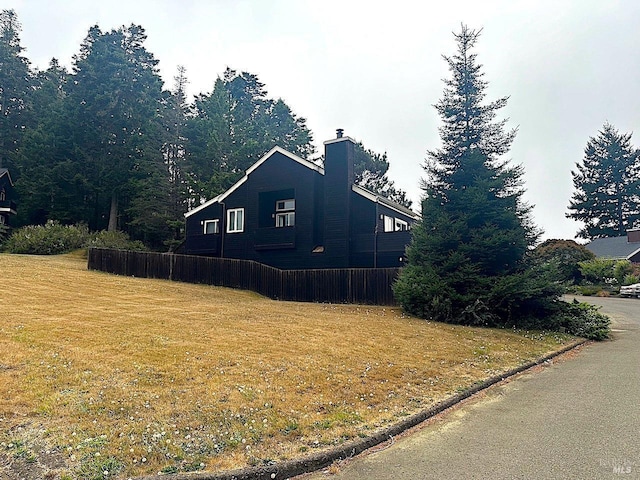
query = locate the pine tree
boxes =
[567,123,640,239]
[394,25,553,326]
[68,24,165,233]
[353,142,412,208]
[0,9,33,171]
[185,68,315,201]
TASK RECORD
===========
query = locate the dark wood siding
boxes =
[349,192,415,268]
[89,248,400,305]
[322,139,354,268]
[0,171,17,226]
[183,147,416,269]
[184,202,223,255]
[222,151,323,269]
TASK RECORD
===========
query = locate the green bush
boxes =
[553,300,611,341]
[578,258,634,286]
[613,260,634,284]
[3,221,91,254]
[85,230,146,251]
[573,285,605,296]
[578,258,616,284]
[2,222,147,255]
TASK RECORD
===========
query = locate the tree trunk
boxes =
[108,192,118,232]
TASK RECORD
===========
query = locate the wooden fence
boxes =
[87,248,400,305]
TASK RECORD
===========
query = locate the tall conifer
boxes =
[395,25,551,326]
[567,123,640,239]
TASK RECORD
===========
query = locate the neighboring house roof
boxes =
[185,145,419,220]
[585,236,640,260]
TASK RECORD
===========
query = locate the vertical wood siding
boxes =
[88,248,400,305]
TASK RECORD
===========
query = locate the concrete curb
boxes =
[136,339,587,480]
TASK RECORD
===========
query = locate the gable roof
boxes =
[352,184,419,219]
[185,146,418,219]
[185,147,322,218]
[0,168,14,186]
[585,235,640,260]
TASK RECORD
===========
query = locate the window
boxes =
[395,218,409,232]
[383,215,394,232]
[275,199,295,228]
[276,199,295,211]
[0,189,5,201]
[203,219,219,234]
[276,212,295,227]
[227,208,244,233]
[0,215,4,225]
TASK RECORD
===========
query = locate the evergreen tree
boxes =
[353,142,412,208]
[68,25,165,232]
[13,59,81,226]
[160,65,191,248]
[394,25,554,326]
[185,68,314,202]
[567,123,640,239]
[0,9,33,171]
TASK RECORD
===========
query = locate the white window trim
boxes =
[276,199,295,211]
[227,208,244,233]
[276,211,295,227]
[275,199,295,228]
[203,219,219,234]
[383,215,394,232]
[395,218,409,232]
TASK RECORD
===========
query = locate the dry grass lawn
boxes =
[0,253,575,479]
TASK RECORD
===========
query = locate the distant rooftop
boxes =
[586,235,640,260]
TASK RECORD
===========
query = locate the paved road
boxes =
[304,296,640,479]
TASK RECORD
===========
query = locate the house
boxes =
[585,229,640,263]
[183,130,419,269]
[0,168,17,227]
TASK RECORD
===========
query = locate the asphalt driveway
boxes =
[304,296,640,479]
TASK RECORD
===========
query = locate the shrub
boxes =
[574,285,605,296]
[2,223,147,255]
[578,258,635,286]
[85,230,146,251]
[553,300,611,341]
[3,221,91,255]
[613,260,634,284]
[578,258,616,284]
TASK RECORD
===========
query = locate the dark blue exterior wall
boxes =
[0,170,17,226]
[349,191,414,268]
[322,138,354,268]
[184,144,417,269]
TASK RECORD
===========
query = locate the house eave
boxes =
[0,168,14,186]
[628,247,640,261]
[185,146,324,218]
[352,184,419,219]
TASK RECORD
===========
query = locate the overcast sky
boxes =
[6,0,640,241]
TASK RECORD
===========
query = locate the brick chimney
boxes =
[323,129,355,267]
[627,228,640,243]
